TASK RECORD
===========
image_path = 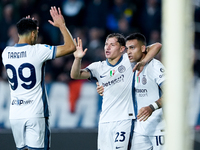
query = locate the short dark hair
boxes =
[16,18,38,35]
[126,33,146,46]
[106,33,126,46]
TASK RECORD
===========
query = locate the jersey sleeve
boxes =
[36,44,57,62]
[148,59,165,87]
[85,61,101,80]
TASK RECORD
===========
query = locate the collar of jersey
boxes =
[14,43,29,47]
[106,55,123,67]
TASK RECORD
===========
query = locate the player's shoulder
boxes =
[89,60,106,68]
[32,44,56,53]
[148,58,164,68]
[146,59,165,76]
[2,46,9,53]
[2,46,12,57]
[33,44,51,48]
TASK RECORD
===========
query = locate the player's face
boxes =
[104,37,124,60]
[126,39,145,63]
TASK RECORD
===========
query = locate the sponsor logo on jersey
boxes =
[12,99,33,105]
[8,51,27,59]
[118,65,126,73]
[142,75,147,85]
[102,75,124,87]
[110,70,115,77]
[135,88,148,97]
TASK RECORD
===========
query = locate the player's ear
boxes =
[31,31,35,37]
[120,46,126,53]
[141,45,146,53]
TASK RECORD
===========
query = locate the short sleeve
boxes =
[86,61,101,80]
[148,59,166,87]
[36,44,57,62]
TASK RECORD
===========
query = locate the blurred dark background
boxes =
[0,0,200,149]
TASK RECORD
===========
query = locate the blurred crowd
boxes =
[0,0,199,83]
[0,0,163,83]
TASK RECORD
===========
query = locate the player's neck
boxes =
[138,54,146,63]
[108,55,121,65]
[18,36,32,45]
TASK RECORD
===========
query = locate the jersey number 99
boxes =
[5,63,36,90]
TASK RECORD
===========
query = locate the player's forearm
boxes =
[71,58,82,79]
[70,58,89,79]
[142,42,162,64]
[156,98,162,108]
[149,98,162,112]
[59,24,76,55]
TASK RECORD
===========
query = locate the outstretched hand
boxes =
[48,6,65,28]
[73,37,88,59]
[132,61,146,76]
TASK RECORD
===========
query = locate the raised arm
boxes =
[48,6,76,57]
[133,42,162,76]
[70,37,90,79]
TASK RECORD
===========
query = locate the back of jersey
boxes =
[2,43,56,119]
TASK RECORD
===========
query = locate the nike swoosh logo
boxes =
[116,146,123,149]
[100,75,106,78]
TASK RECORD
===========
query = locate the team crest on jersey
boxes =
[110,70,115,77]
[142,75,147,85]
[118,65,126,73]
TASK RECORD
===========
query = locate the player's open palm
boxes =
[73,37,88,59]
[48,6,65,28]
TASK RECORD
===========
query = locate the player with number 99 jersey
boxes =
[2,43,56,119]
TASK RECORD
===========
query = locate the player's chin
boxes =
[105,54,111,59]
[129,59,134,63]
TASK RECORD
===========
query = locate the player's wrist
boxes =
[59,23,66,29]
[140,59,147,66]
[75,57,82,60]
[155,101,161,108]
[149,102,159,111]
